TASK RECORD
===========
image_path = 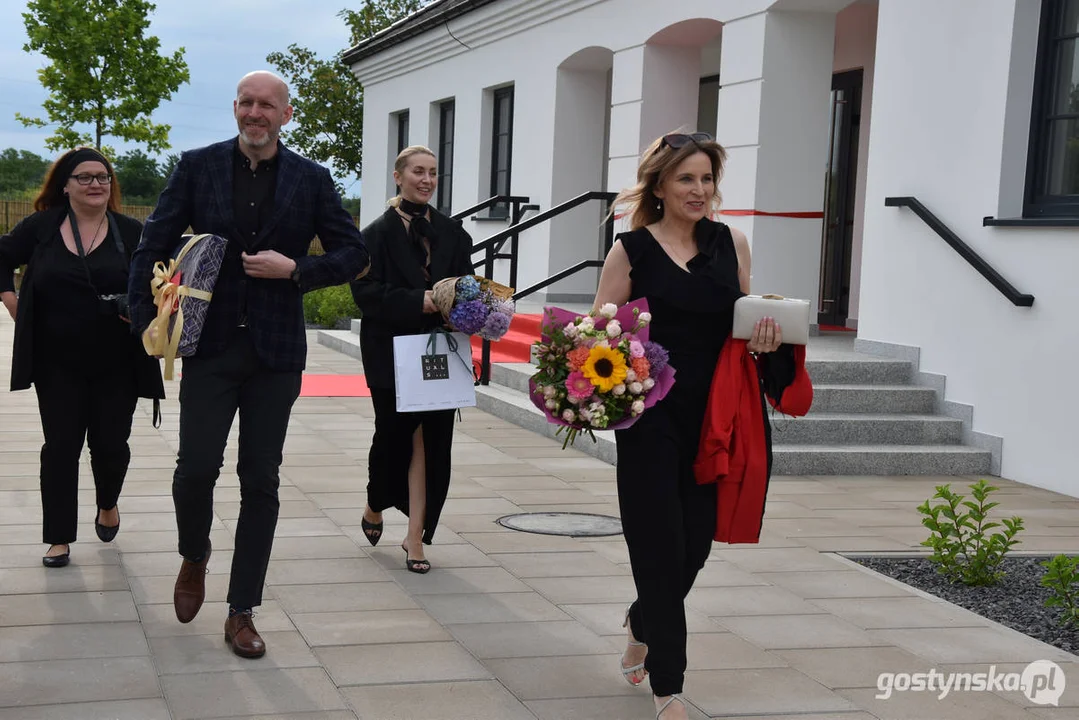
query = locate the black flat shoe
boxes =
[361,515,383,546]
[95,509,120,543]
[43,546,70,568]
[402,545,430,574]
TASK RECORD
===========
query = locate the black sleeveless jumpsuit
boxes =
[614,218,744,697]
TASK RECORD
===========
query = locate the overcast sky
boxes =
[0,0,363,194]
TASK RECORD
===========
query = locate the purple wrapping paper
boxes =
[173,234,227,357]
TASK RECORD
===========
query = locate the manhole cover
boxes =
[496,512,623,537]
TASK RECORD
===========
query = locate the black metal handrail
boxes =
[450,195,530,221]
[472,191,617,255]
[885,197,1034,307]
[512,260,605,301]
[470,190,618,384]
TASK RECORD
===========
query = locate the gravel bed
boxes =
[853,555,1079,655]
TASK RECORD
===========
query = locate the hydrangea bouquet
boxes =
[431,275,516,341]
[529,298,676,448]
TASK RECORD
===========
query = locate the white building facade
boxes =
[347,0,1079,497]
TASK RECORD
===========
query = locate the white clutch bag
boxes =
[733,294,810,345]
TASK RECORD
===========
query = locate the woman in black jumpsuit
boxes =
[592,132,793,719]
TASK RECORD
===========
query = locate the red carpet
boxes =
[300,374,371,397]
[470,312,543,364]
[819,324,855,333]
[298,315,544,397]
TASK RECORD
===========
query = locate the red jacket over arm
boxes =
[693,339,812,543]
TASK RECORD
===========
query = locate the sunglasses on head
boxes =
[661,132,713,149]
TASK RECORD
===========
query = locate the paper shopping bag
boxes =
[393,330,477,412]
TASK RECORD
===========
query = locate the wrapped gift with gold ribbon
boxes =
[141,233,227,380]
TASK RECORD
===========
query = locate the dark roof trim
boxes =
[341,0,502,66]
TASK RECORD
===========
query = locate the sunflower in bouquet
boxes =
[529,299,675,448]
[431,274,516,340]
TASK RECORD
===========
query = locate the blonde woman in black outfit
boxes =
[350,145,474,574]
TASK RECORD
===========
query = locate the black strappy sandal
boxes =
[360,515,383,546]
[402,545,431,574]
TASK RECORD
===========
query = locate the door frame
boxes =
[818,68,863,328]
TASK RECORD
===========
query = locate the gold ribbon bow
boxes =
[141,234,214,381]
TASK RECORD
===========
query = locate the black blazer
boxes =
[0,206,165,399]
[350,207,474,389]
[128,138,370,373]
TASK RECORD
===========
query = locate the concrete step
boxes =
[810,384,937,414]
[771,413,962,445]
[491,363,937,416]
[316,329,362,360]
[475,383,991,476]
[804,358,911,385]
[771,444,992,476]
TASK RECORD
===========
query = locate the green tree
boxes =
[0,149,50,196]
[113,149,165,204]
[16,0,190,154]
[266,1,426,187]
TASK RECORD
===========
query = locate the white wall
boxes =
[859,0,1079,496]
[353,0,775,297]
[832,0,877,326]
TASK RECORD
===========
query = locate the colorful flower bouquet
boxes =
[529,299,676,448]
[431,275,516,341]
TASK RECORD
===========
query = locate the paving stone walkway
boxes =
[1,314,1077,719]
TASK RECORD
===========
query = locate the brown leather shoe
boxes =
[224,611,266,658]
[173,539,211,623]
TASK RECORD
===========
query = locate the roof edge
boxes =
[341,0,502,66]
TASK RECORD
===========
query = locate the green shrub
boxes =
[303,284,360,328]
[1041,555,1079,627]
[917,478,1024,586]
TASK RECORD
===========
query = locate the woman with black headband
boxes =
[350,145,473,574]
[0,147,164,567]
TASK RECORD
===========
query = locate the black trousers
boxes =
[367,387,455,544]
[35,356,138,545]
[615,414,718,697]
[173,329,301,609]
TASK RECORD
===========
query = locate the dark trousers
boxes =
[173,329,301,609]
[367,387,455,544]
[615,421,718,697]
[35,358,138,545]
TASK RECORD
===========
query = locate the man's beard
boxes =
[239,123,276,148]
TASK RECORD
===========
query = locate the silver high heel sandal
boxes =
[620,607,647,686]
[655,694,686,719]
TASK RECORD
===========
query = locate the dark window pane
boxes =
[498,97,511,128]
[1064,0,1079,35]
[497,135,510,171]
[1045,118,1079,195]
[1053,39,1079,114]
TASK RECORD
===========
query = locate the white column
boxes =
[606,46,647,197]
[718,10,836,317]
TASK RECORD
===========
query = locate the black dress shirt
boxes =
[233,146,278,248]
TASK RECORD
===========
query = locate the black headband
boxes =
[56,148,111,181]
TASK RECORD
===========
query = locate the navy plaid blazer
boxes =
[128,139,369,372]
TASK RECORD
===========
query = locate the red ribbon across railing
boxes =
[613,209,824,220]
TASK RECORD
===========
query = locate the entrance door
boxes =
[818,69,862,328]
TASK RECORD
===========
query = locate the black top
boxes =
[620,219,744,413]
[617,218,796,470]
[0,206,165,398]
[33,228,130,359]
[232,144,278,248]
[350,207,475,388]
